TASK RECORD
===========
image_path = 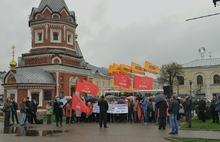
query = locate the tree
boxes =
[157,62,184,94]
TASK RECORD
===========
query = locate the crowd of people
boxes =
[2,93,220,135]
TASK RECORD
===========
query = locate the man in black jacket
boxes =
[11,98,19,124]
[25,97,31,123]
[198,97,206,122]
[184,94,193,128]
[98,96,109,128]
[29,98,38,124]
[210,94,219,123]
[168,95,179,134]
[54,97,64,127]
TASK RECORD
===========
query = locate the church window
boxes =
[178,76,184,85]
[38,33,42,41]
[50,29,61,43]
[96,81,99,87]
[67,31,73,45]
[35,30,44,44]
[197,75,203,85]
[213,75,220,84]
[53,33,59,40]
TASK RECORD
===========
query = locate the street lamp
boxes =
[176,74,180,96]
[189,80,193,95]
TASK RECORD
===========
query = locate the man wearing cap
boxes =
[184,94,193,128]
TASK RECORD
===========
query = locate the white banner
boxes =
[93,103,128,114]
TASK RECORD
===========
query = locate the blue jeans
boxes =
[20,113,26,125]
[169,114,178,133]
[142,109,148,123]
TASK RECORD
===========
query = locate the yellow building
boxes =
[173,58,220,99]
[88,64,112,96]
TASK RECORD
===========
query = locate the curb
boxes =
[180,128,220,131]
[164,137,182,142]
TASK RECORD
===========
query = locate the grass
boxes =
[170,137,220,142]
[180,116,220,130]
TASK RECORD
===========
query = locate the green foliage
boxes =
[181,116,220,130]
[170,137,220,142]
[157,62,184,86]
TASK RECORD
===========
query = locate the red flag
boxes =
[72,94,89,113]
[75,80,85,92]
[114,72,131,88]
[133,75,153,90]
[82,80,99,96]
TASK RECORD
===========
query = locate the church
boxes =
[2,0,91,109]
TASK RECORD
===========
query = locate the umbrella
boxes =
[87,98,97,103]
[105,95,115,99]
[126,96,135,100]
[152,95,167,103]
[87,95,96,100]
[60,96,67,104]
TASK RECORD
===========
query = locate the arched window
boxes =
[197,75,203,85]
[53,33,59,40]
[213,75,220,84]
[178,76,184,85]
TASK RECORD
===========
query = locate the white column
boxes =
[56,71,59,96]
[206,79,211,99]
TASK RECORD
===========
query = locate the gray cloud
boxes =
[0,0,220,74]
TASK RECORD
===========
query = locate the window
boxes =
[96,81,99,86]
[31,94,39,104]
[35,29,44,43]
[102,81,105,87]
[60,76,63,81]
[38,33,42,41]
[10,94,15,99]
[67,31,73,45]
[197,75,203,85]
[68,35,71,42]
[50,29,61,43]
[213,75,220,84]
[53,33,59,40]
[178,76,184,85]
[108,81,110,88]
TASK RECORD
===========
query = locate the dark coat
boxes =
[157,100,168,118]
[29,101,38,113]
[210,99,217,111]
[98,99,108,113]
[54,101,64,117]
[168,99,179,114]
[185,97,193,111]
[198,100,206,111]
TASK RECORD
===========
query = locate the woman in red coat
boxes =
[65,99,72,125]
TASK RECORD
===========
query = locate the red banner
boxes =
[72,94,89,113]
[82,80,99,96]
[114,72,131,88]
[133,75,153,90]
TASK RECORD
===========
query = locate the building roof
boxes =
[0,73,6,79]
[182,58,220,68]
[7,68,56,84]
[38,0,69,12]
[87,64,108,76]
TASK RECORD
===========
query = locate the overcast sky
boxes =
[0,0,220,72]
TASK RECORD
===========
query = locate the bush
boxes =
[194,104,212,119]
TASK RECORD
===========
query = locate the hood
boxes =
[142,94,145,99]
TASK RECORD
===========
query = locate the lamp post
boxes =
[176,74,180,96]
[189,80,193,95]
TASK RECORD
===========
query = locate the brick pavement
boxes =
[0,122,220,142]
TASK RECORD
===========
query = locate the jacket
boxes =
[185,96,193,111]
[141,95,148,110]
[4,102,12,112]
[20,102,26,113]
[98,98,108,113]
[133,100,138,112]
[210,99,217,111]
[29,101,38,112]
[157,100,168,117]
[46,104,52,115]
[65,103,72,117]
[215,94,220,111]
[198,100,206,111]
[54,101,64,117]
[168,99,179,114]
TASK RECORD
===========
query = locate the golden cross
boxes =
[12,45,15,58]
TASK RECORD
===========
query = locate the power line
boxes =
[186,12,220,21]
